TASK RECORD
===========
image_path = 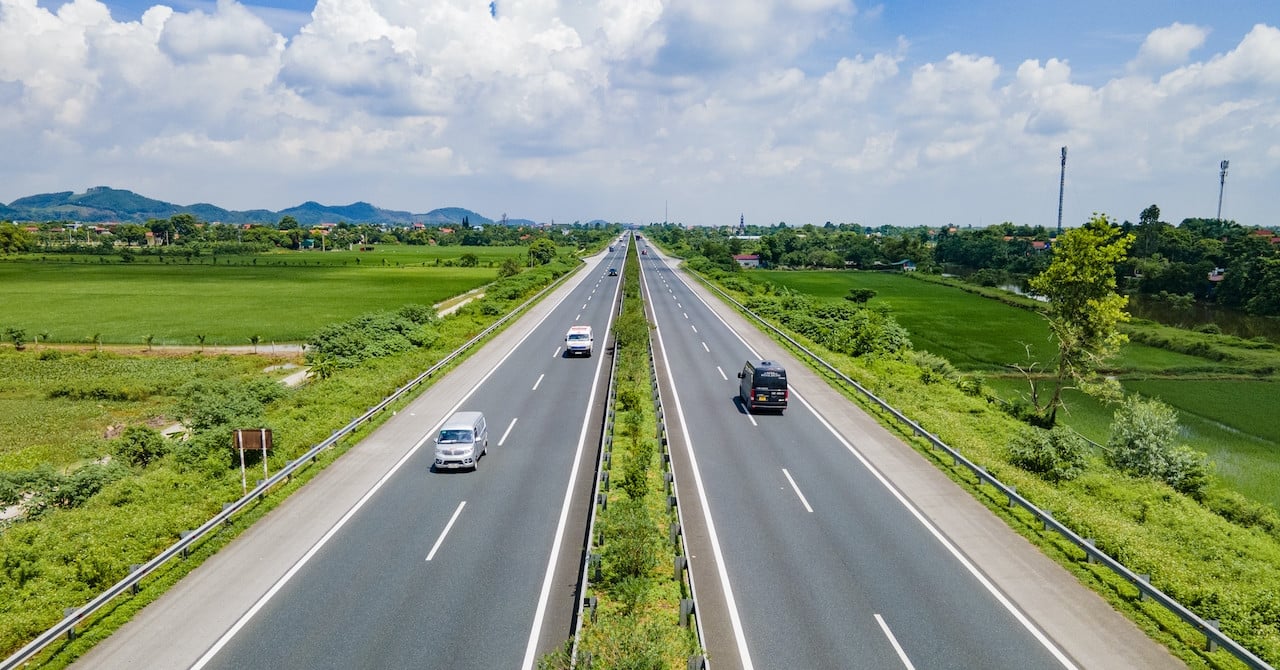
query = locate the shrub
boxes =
[1008,426,1088,483]
[112,426,169,468]
[912,351,959,385]
[1106,396,1211,498]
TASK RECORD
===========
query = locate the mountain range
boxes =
[0,186,544,227]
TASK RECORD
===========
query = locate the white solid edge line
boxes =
[647,255,756,670]
[671,261,1077,670]
[874,613,916,670]
[781,468,814,513]
[519,260,624,670]
[532,373,545,391]
[425,501,467,561]
[190,262,586,670]
[499,417,518,447]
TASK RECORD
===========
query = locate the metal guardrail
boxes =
[692,272,1273,670]
[572,240,706,669]
[642,253,707,668]
[1,268,579,670]
[570,283,622,664]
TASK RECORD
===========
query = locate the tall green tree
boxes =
[528,238,556,265]
[1026,214,1133,425]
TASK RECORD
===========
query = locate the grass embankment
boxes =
[701,269,1280,669]
[0,254,504,345]
[751,269,1280,510]
[0,256,579,666]
[543,241,699,668]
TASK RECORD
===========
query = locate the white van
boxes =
[565,325,593,357]
[433,411,488,471]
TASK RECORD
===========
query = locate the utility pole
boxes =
[1056,146,1067,236]
[1217,159,1229,220]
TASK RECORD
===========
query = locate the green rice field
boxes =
[0,247,528,344]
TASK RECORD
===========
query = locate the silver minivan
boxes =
[433,411,488,471]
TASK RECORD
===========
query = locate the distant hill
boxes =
[0,187,549,226]
[420,207,495,225]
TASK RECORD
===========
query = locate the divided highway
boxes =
[74,245,629,670]
[636,242,1179,669]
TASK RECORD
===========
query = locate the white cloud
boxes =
[1130,22,1207,72]
[0,0,1276,228]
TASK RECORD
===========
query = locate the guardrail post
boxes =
[667,494,677,511]
[1084,538,1096,563]
[664,471,673,494]
[674,556,687,582]
[670,522,681,545]
[679,598,694,627]
[596,493,607,511]
[1007,485,1017,507]
[179,530,193,558]
[1042,510,1053,531]
[687,654,706,670]
[1207,620,1220,652]
[129,565,142,594]
[600,470,609,490]
[1137,574,1151,601]
[63,608,78,640]
[583,595,598,624]
[589,553,602,582]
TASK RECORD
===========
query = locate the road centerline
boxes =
[782,468,814,513]
[875,613,916,669]
[499,417,518,446]
[532,374,545,391]
[426,501,467,561]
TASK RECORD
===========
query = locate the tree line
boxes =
[646,207,1280,316]
[0,215,619,257]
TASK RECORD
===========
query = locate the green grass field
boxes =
[750,270,1212,373]
[750,269,1280,509]
[0,257,499,344]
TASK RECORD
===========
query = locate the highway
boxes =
[74,244,629,670]
[636,241,1180,669]
[70,236,1180,670]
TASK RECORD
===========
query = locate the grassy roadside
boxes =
[685,265,1280,669]
[542,240,699,668]
[0,256,582,666]
[750,268,1280,511]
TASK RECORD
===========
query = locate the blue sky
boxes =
[7,1,1279,228]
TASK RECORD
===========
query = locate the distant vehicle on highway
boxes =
[434,411,488,471]
[738,360,788,413]
[641,249,647,255]
[609,245,615,252]
[564,325,594,357]
[607,267,618,276]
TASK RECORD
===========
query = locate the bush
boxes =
[1106,396,1211,498]
[1008,426,1088,483]
[112,426,169,468]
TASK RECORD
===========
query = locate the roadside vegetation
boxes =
[655,224,1280,668]
[0,236,599,664]
[542,238,699,668]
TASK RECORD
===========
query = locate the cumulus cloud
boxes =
[1130,22,1207,72]
[0,0,1276,228]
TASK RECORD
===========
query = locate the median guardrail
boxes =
[691,271,1273,670]
[1,267,580,670]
